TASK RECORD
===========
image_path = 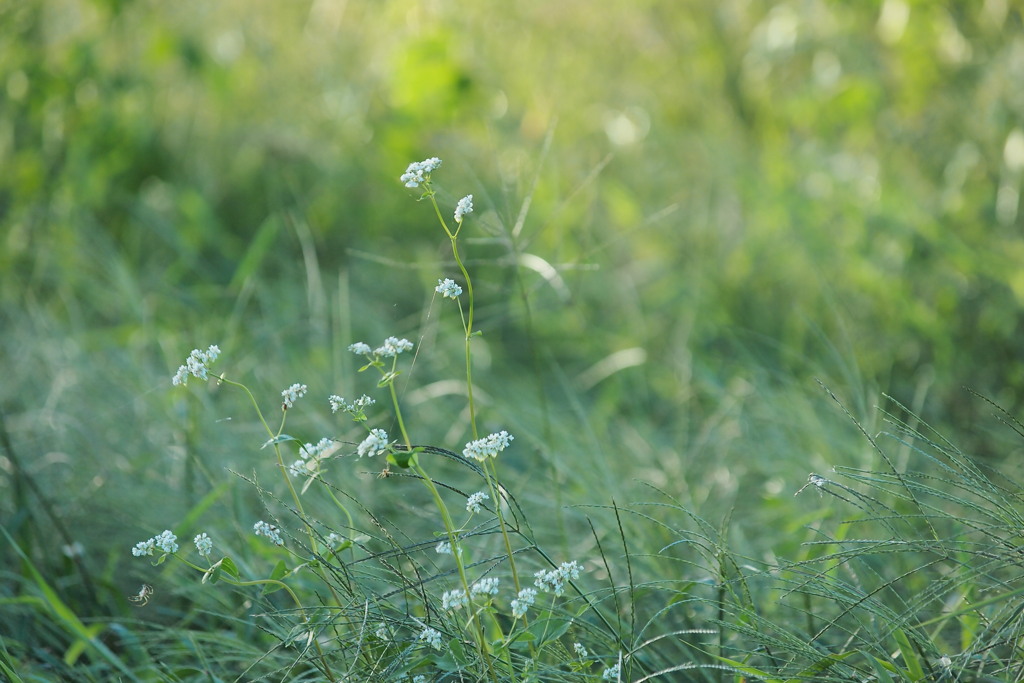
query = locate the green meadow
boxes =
[4,1,1024,680]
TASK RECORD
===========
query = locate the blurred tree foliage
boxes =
[3,0,1024,432]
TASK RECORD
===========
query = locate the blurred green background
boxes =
[3,0,1024,666]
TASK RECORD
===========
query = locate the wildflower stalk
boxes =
[424,183,523,595]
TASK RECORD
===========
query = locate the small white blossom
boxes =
[357,428,389,457]
[436,541,453,555]
[281,383,307,409]
[253,520,283,546]
[412,676,427,683]
[574,642,589,658]
[288,459,310,477]
[154,530,179,554]
[471,577,500,597]
[602,662,621,680]
[348,342,372,355]
[466,491,489,514]
[172,345,221,386]
[374,624,388,640]
[326,532,346,547]
[463,431,514,461]
[534,560,583,596]
[374,336,414,357]
[193,533,213,558]
[510,587,537,619]
[441,588,468,611]
[401,157,442,188]
[330,394,375,416]
[418,626,443,650]
[131,537,156,557]
[454,194,474,221]
[435,278,463,299]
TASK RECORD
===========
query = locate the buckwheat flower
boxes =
[194,532,213,558]
[534,560,583,596]
[413,676,427,683]
[462,430,514,461]
[374,336,414,357]
[418,626,443,650]
[441,588,468,611]
[357,428,389,457]
[253,520,283,546]
[288,459,309,477]
[374,624,388,640]
[435,278,463,299]
[510,587,537,619]
[401,157,442,188]
[172,344,221,386]
[154,530,179,554]
[471,577,500,597]
[436,541,453,555]
[574,643,589,658]
[454,194,474,222]
[281,383,307,409]
[131,537,156,557]
[348,342,372,356]
[466,491,489,514]
[602,662,621,680]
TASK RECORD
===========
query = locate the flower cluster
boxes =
[471,577,500,597]
[510,587,537,619]
[435,278,463,299]
[441,589,468,611]
[348,337,415,359]
[357,428,389,457]
[281,383,307,409]
[463,431,514,461]
[132,530,179,557]
[454,194,474,222]
[288,437,336,477]
[171,345,221,386]
[401,157,442,188]
[418,626,443,650]
[534,560,583,596]
[466,491,489,514]
[328,394,375,419]
[253,520,283,546]
[602,662,622,680]
[193,532,213,558]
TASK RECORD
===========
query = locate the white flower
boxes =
[357,428,389,457]
[281,383,307,409]
[466,491,489,514]
[471,577,500,597]
[510,587,537,619]
[418,626,443,650]
[172,345,221,386]
[374,336,414,357]
[253,520,283,546]
[194,532,213,558]
[441,588,468,611]
[534,560,583,596]
[463,431,514,461]
[348,342,372,355]
[401,157,442,188]
[454,194,474,221]
[131,537,156,557]
[435,277,463,299]
[602,662,621,680]
[574,642,589,658]
[436,541,453,555]
[154,530,179,554]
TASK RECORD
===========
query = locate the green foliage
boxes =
[5,0,1024,679]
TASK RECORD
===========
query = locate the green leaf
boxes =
[262,434,298,449]
[893,629,925,681]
